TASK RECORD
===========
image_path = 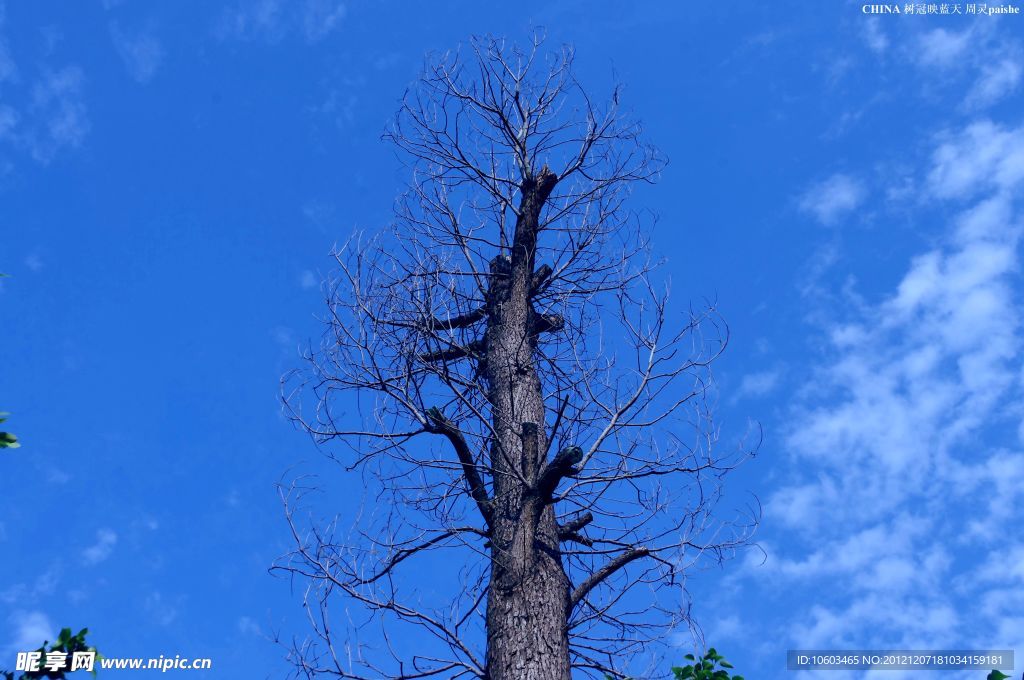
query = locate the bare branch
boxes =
[570,547,651,609]
[424,406,493,524]
[279,32,757,680]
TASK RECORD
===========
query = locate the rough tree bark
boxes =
[482,167,571,680]
[276,34,758,680]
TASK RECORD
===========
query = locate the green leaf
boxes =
[684,654,695,661]
[986,671,1011,680]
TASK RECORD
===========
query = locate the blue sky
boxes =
[2,1,1023,678]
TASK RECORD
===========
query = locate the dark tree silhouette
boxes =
[276,34,757,680]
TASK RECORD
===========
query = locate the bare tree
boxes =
[276,34,757,680]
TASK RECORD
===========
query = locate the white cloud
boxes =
[300,269,317,289]
[0,9,89,164]
[910,24,1022,111]
[734,370,780,400]
[915,27,974,68]
[133,515,159,531]
[144,591,178,626]
[0,104,16,141]
[82,528,117,565]
[110,23,163,84]
[0,40,14,83]
[302,199,336,230]
[961,451,1024,541]
[766,513,949,594]
[5,611,54,655]
[302,0,346,43]
[238,616,262,636]
[217,0,345,44]
[798,173,865,225]
[928,121,1024,199]
[709,614,742,642]
[26,66,89,164]
[791,594,958,651]
[1,564,60,605]
[24,254,43,272]
[781,192,1020,526]
[0,3,15,83]
[752,118,1024,661]
[271,325,295,347]
[862,18,888,54]
[966,57,1022,110]
[46,467,70,484]
[217,0,284,42]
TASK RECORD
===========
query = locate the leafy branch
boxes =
[672,649,744,680]
[1,412,19,449]
[1,627,101,679]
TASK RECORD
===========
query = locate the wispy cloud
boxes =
[0,104,16,140]
[24,253,43,272]
[915,26,974,68]
[82,528,117,565]
[302,0,346,43]
[912,24,1022,111]
[110,22,163,84]
[0,7,89,164]
[217,0,346,44]
[25,66,89,164]
[760,117,1024,662]
[798,173,865,225]
[301,199,336,233]
[734,370,780,401]
[966,57,1022,110]
[928,120,1024,199]
[217,0,284,43]
[271,325,295,348]
[1,564,59,605]
[144,591,178,626]
[0,2,15,83]
[238,616,262,636]
[0,40,14,83]
[862,17,888,55]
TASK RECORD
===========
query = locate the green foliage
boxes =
[1,627,101,679]
[0,412,19,448]
[671,648,744,680]
[986,671,1011,680]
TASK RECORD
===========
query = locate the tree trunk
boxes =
[484,168,571,680]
